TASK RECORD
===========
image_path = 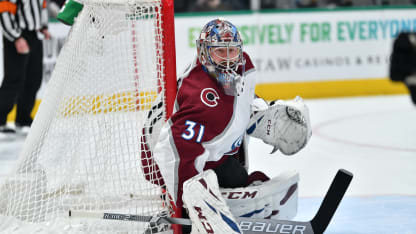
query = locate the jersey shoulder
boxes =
[243,52,255,73]
[175,61,234,122]
[177,62,223,106]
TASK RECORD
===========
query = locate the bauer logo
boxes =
[239,221,308,233]
[200,88,220,107]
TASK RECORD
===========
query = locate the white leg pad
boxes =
[221,170,299,220]
[183,170,242,234]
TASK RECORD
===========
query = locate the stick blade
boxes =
[310,169,353,234]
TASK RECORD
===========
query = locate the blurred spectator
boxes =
[175,0,190,12]
[325,0,353,7]
[374,0,416,4]
[351,0,376,6]
[260,0,277,9]
[189,0,233,11]
[389,32,416,105]
[223,0,249,10]
[296,0,318,8]
[259,0,295,9]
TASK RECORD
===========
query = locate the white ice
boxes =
[247,94,416,234]
[248,94,416,198]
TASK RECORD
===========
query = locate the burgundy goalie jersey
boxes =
[153,53,256,206]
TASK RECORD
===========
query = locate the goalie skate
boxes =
[182,170,241,234]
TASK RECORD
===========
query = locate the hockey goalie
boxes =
[148,19,312,233]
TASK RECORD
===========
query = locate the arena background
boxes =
[1,5,414,122]
[1,4,416,234]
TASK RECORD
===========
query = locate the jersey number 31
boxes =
[182,120,205,143]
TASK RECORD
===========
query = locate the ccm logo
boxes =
[239,221,307,233]
[266,120,272,135]
[222,191,258,199]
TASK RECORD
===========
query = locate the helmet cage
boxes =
[197,19,244,96]
[207,42,242,72]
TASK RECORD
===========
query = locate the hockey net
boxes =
[0,0,177,233]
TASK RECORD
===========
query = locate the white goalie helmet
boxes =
[197,18,245,96]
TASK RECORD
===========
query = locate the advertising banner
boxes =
[175,9,416,84]
[4,7,412,101]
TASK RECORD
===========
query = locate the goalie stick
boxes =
[69,169,353,234]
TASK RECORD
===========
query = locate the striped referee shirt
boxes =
[0,0,48,41]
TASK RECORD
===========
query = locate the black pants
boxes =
[0,31,43,126]
[213,156,248,188]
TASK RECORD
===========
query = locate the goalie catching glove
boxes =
[247,96,312,155]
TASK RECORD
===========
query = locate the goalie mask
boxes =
[197,19,245,96]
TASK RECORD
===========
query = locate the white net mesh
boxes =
[0,0,174,233]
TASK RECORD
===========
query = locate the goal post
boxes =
[161,0,177,120]
[0,0,178,233]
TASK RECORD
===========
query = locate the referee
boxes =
[0,0,50,140]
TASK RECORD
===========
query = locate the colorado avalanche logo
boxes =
[200,88,220,107]
[231,135,243,151]
[225,135,244,155]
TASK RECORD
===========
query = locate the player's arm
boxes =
[247,96,312,155]
[0,0,22,41]
[153,85,220,208]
